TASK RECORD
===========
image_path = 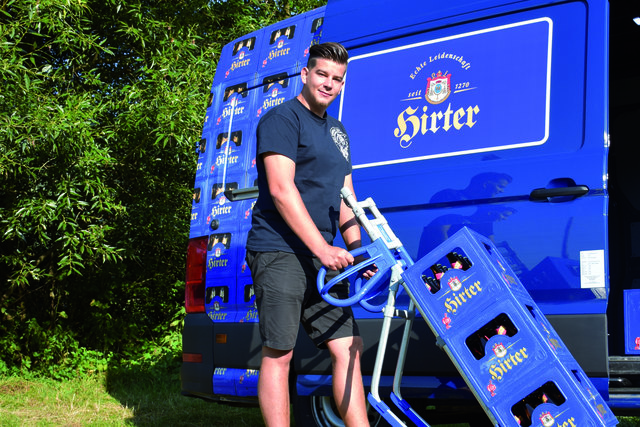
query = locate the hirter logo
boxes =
[492,342,507,358]
[447,276,462,292]
[539,411,555,427]
[426,71,451,104]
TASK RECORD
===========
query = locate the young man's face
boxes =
[298,58,346,116]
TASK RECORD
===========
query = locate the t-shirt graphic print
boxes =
[331,127,350,162]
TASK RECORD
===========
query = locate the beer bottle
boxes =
[421,274,440,293]
[447,251,472,270]
[430,263,448,282]
[446,252,464,269]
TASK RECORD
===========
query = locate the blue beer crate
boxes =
[202,172,245,233]
[236,368,260,396]
[401,228,534,338]
[236,229,252,279]
[205,228,241,280]
[236,275,259,324]
[212,366,238,395]
[201,102,216,137]
[237,198,256,232]
[212,368,259,397]
[213,78,257,130]
[205,277,237,323]
[401,227,617,426]
[624,289,640,354]
[440,300,595,411]
[441,299,562,402]
[258,15,306,72]
[206,122,253,177]
[213,29,264,86]
[299,7,325,62]
[491,363,617,427]
[189,178,206,238]
[255,66,301,120]
[256,6,325,73]
[194,135,209,181]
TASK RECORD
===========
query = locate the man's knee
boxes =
[348,336,364,356]
[262,346,294,365]
[327,336,363,362]
[352,335,363,349]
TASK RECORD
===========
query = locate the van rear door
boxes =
[324,0,609,384]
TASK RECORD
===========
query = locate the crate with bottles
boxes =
[491,364,617,426]
[400,227,618,426]
[402,228,534,338]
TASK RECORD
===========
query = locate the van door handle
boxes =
[224,186,259,201]
[529,185,589,201]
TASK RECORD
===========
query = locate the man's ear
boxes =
[300,66,309,84]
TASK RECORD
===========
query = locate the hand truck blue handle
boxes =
[317,239,396,307]
[355,269,394,313]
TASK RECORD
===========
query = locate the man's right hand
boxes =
[317,244,354,271]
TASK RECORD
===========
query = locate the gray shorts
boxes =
[246,250,360,351]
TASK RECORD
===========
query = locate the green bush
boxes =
[0,0,326,376]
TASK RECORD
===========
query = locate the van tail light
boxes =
[182,353,203,363]
[185,236,208,313]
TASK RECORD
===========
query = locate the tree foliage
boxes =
[0,0,325,376]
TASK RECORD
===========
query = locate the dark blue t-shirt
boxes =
[246,98,352,255]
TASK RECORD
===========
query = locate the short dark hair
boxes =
[307,42,349,69]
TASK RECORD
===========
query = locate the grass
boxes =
[0,364,264,426]
[1,366,639,426]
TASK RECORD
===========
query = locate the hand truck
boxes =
[317,187,431,426]
[317,188,618,427]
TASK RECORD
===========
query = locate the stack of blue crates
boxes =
[401,227,618,426]
[191,6,326,327]
[625,289,640,355]
[198,7,326,397]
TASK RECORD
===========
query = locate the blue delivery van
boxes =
[181,0,640,424]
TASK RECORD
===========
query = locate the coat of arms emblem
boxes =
[447,276,462,292]
[539,411,555,427]
[492,342,507,358]
[426,71,451,104]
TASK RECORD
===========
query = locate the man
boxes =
[245,42,369,427]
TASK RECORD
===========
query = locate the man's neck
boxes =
[296,93,326,117]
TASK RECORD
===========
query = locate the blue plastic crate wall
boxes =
[400,227,617,426]
[193,7,327,328]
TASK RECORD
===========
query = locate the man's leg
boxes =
[326,336,369,427]
[259,346,293,427]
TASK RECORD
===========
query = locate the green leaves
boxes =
[0,0,326,376]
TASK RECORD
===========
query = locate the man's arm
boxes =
[339,174,362,251]
[263,152,354,270]
[339,174,377,279]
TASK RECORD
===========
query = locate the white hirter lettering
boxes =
[268,47,290,60]
[394,102,480,148]
[263,97,285,109]
[211,205,232,216]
